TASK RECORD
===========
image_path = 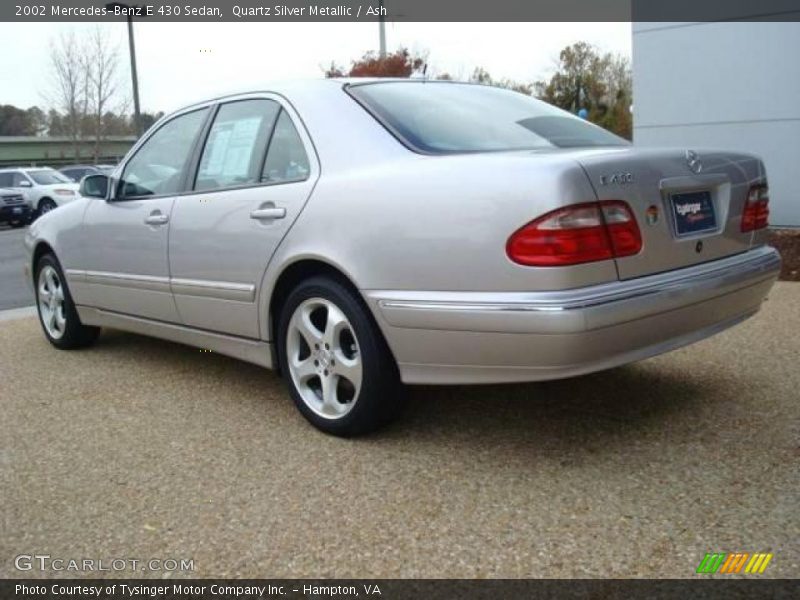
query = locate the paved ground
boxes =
[0,226,31,310]
[1,284,798,579]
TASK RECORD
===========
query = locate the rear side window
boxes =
[261,110,310,184]
[119,108,208,198]
[348,82,628,153]
[12,172,31,186]
[195,99,280,192]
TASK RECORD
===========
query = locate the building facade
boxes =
[633,21,800,227]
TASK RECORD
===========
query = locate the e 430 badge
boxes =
[599,172,634,185]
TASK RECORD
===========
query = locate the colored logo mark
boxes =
[645,205,659,226]
[696,552,773,574]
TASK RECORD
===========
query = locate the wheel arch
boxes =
[265,257,396,374]
[38,196,55,210]
[31,241,56,284]
[267,258,360,341]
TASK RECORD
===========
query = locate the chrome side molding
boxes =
[66,270,256,303]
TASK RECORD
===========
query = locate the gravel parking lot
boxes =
[0,283,798,579]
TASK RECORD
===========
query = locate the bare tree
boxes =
[84,26,122,162]
[48,30,86,159]
[46,27,128,163]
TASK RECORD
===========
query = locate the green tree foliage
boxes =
[27,106,48,136]
[46,109,66,136]
[534,42,632,139]
[467,67,534,95]
[137,111,165,132]
[0,105,46,136]
[0,105,162,138]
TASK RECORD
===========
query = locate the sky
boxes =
[0,22,631,114]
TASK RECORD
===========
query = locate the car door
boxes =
[168,95,318,338]
[77,106,210,322]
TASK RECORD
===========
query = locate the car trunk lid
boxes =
[575,147,765,280]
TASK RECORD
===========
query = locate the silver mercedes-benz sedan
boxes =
[24,79,781,436]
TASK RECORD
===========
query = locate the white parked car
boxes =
[0,167,79,217]
[0,187,32,227]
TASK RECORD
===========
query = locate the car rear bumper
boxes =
[365,245,781,384]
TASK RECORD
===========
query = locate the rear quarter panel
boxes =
[259,151,617,339]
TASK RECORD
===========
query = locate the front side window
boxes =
[28,170,71,185]
[195,100,280,192]
[119,108,208,198]
[261,110,310,184]
[348,82,628,153]
[0,172,12,187]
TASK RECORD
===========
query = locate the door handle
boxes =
[144,212,169,226]
[250,207,286,220]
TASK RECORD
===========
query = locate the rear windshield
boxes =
[348,81,628,153]
[28,170,71,185]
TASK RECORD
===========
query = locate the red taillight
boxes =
[507,201,642,267]
[741,183,769,232]
[600,201,643,258]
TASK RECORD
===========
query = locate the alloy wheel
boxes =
[286,297,363,419]
[40,200,56,215]
[38,264,66,340]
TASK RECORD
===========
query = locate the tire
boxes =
[35,253,100,349]
[38,198,57,217]
[277,275,403,436]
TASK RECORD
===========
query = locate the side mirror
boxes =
[19,180,32,188]
[79,174,109,199]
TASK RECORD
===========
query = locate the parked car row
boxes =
[0,164,116,227]
[59,164,117,183]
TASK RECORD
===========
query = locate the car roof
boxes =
[173,77,462,111]
[0,166,56,172]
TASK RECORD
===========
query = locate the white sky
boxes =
[0,22,630,114]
